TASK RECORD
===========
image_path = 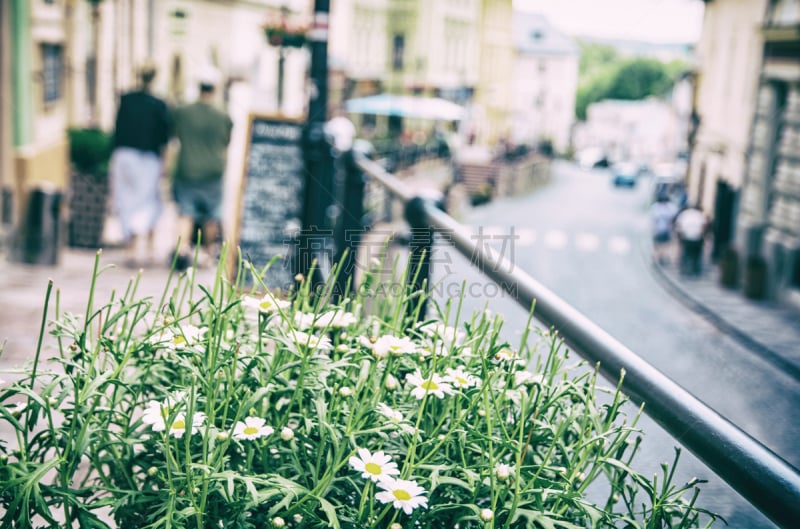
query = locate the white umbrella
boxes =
[344,94,465,121]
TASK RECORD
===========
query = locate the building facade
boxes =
[737,0,800,301]
[690,0,800,303]
[510,12,578,154]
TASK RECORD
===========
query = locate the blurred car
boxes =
[577,147,610,170]
[612,162,638,187]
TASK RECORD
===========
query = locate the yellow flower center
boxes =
[421,380,439,391]
[172,335,186,345]
[365,462,382,475]
[259,301,273,310]
[456,376,468,385]
[160,405,172,419]
[172,419,185,430]
[243,426,259,436]
[393,489,412,501]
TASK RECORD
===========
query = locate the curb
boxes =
[645,247,800,382]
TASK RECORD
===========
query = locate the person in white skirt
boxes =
[110,62,171,267]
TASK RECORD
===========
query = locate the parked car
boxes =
[612,162,638,187]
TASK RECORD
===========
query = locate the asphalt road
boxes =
[431,160,799,528]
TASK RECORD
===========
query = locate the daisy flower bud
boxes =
[384,374,399,390]
[480,508,494,522]
[293,514,303,523]
[147,466,158,476]
[272,516,285,528]
[494,463,512,481]
[217,431,230,441]
[390,524,402,529]
[339,386,353,397]
[280,427,294,441]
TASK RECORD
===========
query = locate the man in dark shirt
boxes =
[110,62,170,267]
[171,66,232,269]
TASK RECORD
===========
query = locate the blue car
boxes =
[612,163,638,187]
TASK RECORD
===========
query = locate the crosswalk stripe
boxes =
[470,226,631,255]
[544,230,568,249]
[608,236,631,254]
[575,233,600,252]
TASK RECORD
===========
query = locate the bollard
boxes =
[17,187,63,265]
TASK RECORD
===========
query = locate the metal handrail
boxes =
[351,151,800,529]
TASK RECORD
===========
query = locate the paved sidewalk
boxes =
[650,255,800,381]
[0,246,219,377]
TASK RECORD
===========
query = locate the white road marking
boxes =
[608,236,631,255]
[544,230,568,249]
[575,233,600,252]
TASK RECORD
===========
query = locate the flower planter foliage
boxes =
[68,127,112,177]
[0,254,717,528]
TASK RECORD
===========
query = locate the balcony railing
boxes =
[330,145,800,529]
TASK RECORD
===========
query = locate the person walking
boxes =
[650,194,678,265]
[110,62,171,267]
[674,203,707,276]
[171,66,233,270]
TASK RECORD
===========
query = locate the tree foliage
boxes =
[575,42,688,120]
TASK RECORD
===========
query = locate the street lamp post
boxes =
[300,0,333,288]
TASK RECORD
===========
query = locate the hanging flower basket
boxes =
[264,25,308,48]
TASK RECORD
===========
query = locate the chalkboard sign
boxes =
[232,114,305,289]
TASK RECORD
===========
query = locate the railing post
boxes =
[334,148,366,299]
[403,192,444,322]
[404,197,432,322]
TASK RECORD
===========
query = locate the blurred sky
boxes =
[513,0,705,44]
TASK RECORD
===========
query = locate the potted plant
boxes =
[0,255,719,528]
[719,246,739,288]
[67,127,112,248]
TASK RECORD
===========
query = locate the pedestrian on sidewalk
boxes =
[110,61,171,267]
[650,193,678,265]
[674,203,707,277]
[171,66,233,270]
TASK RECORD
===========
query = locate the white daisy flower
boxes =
[493,347,518,361]
[514,370,543,387]
[348,448,400,483]
[233,417,274,441]
[243,292,291,314]
[376,403,404,423]
[168,412,205,439]
[314,310,358,329]
[372,335,418,358]
[445,366,478,389]
[158,324,204,350]
[289,330,332,351]
[293,312,317,330]
[142,391,186,432]
[419,322,465,348]
[375,477,428,514]
[405,370,454,400]
[480,508,494,521]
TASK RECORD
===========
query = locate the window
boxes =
[41,43,64,104]
[392,34,405,71]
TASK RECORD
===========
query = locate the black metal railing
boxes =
[334,146,800,529]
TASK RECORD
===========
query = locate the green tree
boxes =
[575,42,688,120]
[605,57,674,100]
